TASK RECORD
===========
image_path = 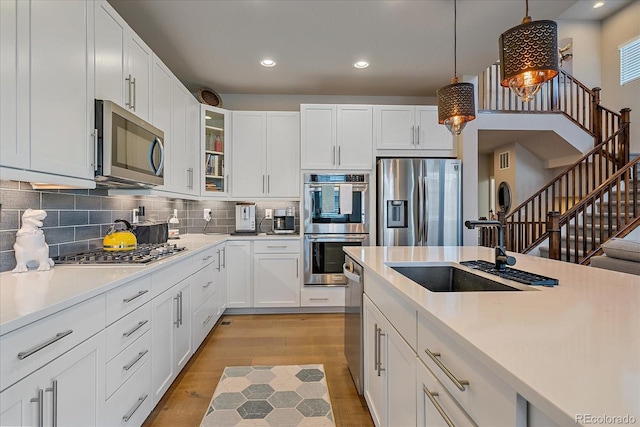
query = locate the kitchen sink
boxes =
[390,265,529,292]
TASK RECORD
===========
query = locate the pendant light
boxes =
[437,0,476,136]
[499,0,559,102]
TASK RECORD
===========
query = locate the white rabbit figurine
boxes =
[12,209,54,273]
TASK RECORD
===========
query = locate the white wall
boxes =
[493,143,517,208]
[514,143,553,206]
[477,153,493,218]
[556,20,602,89]
[601,1,640,154]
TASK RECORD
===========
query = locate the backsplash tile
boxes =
[0,180,299,272]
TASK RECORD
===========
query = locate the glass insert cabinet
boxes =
[201,105,228,194]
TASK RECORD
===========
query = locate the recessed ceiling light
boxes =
[593,2,604,8]
[354,61,369,69]
[260,59,276,67]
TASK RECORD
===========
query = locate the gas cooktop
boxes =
[53,243,187,265]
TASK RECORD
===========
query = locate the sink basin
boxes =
[390,265,527,292]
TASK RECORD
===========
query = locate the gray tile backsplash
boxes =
[0,180,299,272]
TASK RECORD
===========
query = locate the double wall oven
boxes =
[303,173,369,286]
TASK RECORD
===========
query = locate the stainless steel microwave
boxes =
[95,100,165,187]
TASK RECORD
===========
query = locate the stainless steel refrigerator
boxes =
[377,158,462,246]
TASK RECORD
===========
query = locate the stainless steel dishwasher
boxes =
[344,254,364,395]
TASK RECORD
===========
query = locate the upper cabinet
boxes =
[374,105,454,153]
[0,0,96,185]
[301,104,373,170]
[95,0,152,121]
[231,111,300,199]
[202,106,229,196]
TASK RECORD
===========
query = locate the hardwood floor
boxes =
[142,313,374,427]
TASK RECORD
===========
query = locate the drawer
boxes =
[0,295,105,392]
[417,312,518,426]
[417,358,476,427]
[300,287,345,307]
[190,263,216,312]
[194,247,217,270]
[105,303,152,362]
[105,330,151,399]
[254,240,300,254]
[364,270,416,351]
[192,292,218,351]
[152,255,195,297]
[105,360,152,427]
[105,275,152,325]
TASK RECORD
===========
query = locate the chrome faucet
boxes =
[464,219,516,270]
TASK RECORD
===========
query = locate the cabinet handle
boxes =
[424,348,470,391]
[338,146,341,165]
[125,74,132,108]
[410,125,415,145]
[267,245,287,249]
[123,349,148,371]
[122,394,148,422]
[92,128,98,171]
[203,314,213,326]
[203,255,213,261]
[225,174,229,192]
[309,298,329,301]
[30,388,44,427]
[332,146,336,165]
[45,380,58,427]
[131,77,136,111]
[296,258,299,278]
[174,293,181,327]
[179,291,183,326]
[267,174,270,193]
[373,323,379,373]
[17,330,73,360]
[416,125,421,145]
[123,320,149,338]
[263,175,266,193]
[222,247,226,268]
[203,281,213,289]
[123,289,149,304]
[377,327,386,376]
[423,385,455,427]
[217,249,221,272]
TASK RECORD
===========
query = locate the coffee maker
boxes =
[272,207,295,234]
[234,202,256,234]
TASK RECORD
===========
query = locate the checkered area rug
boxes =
[201,364,335,427]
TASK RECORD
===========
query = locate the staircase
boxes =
[477,63,636,264]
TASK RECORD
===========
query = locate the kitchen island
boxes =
[345,245,639,426]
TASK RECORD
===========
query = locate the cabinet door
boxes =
[29,0,95,180]
[266,112,300,198]
[151,57,172,191]
[167,79,189,193]
[387,321,416,427]
[186,94,200,195]
[0,0,28,169]
[225,241,252,308]
[253,254,300,308]
[150,286,177,404]
[231,112,267,198]
[374,105,416,150]
[202,105,229,195]
[363,297,387,427]
[126,34,152,121]
[337,105,373,170]
[94,0,126,107]
[416,106,454,151]
[0,371,39,427]
[174,280,192,373]
[301,104,336,169]
[218,244,228,313]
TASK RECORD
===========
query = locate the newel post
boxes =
[497,210,508,251]
[591,87,602,144]
[547,211,561,261]
[620,108,631,166]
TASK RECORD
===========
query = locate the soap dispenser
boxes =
[168,209,180,239]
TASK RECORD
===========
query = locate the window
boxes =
[620,35,640,86]
[498,151,510,170]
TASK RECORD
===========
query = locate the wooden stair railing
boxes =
[546,154,640,263]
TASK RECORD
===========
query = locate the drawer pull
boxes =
[203,281,213,289]
[122,393,148,422]
[309,298,329,301]
[267,245,287,249]
[203,314,213,326]
[122,289,149,304]
[203,255,213,261]
[17,330,73,360]
[425,348,470,391]
[423,385,455,427]
[122,320,149,338]
[123,349,148,371]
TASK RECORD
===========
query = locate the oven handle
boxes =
[343,264,361,283]
[306,234,368,242]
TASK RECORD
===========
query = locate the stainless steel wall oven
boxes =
[303,174,369,286]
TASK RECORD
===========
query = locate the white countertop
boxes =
[343,246,640,426]
[0,233,299,335]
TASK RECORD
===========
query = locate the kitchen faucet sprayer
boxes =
[464,220,516,270]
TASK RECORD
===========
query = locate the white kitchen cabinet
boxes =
[190,252,220,350]
[150,278,192,405]
[374,105,453,152]
[216,243,228,315]
[95,0,151,121]
[225,241,253,308]
[301,104,373,170]
[300,286,346,307]
[363,295,416,427]
[253,240,301,308]
[231,111,300,198]
[0,332,105,427]
[0,0,96,185]
[202,105,230,196]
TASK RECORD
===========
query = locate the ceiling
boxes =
[108,0,632,98]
